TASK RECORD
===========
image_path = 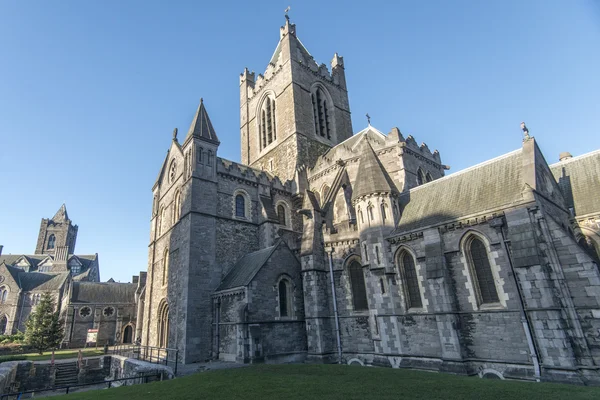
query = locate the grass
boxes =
[0,348,104,362]
[55,364,600,400]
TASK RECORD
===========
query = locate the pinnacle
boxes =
[185,99,220,144]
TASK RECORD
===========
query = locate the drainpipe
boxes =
[327,247,343,364]
[494,217,541,381]
[215,298,221,360]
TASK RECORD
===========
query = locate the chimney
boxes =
[0,245,3,256]
[559,152,573,162]
[132,275,139,284]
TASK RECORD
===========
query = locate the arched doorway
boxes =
[0,315,7,335]
[123,325,133,344]
[158,300,169,348]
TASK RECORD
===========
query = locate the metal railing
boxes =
[111,344,179,375]
[0,373,162,399]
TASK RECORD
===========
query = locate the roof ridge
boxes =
[549,148,600,167]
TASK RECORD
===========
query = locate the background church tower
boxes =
[240,17,353,183]
[34,204,78,255]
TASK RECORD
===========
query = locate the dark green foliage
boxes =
[0,355,26,362]
[0,331,26,344]
[24,293,64,354]
[54,364,600,400]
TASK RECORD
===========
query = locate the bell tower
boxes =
[240,17,353,183]
[35,204,78,255]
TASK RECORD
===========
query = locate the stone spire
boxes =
[185,98,220,145]
[52,204,69,222]
[351,140,398,201]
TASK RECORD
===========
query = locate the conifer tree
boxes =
[25,293,64,354]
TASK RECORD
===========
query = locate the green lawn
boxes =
[0,349,104,362]
[55,364,600,400]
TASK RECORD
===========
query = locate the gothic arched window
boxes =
[48,234,56,250]
[398,250,422,309]
[277,204,286,226]
[0,315,7,335]
[162,248,170,286]
[235,194,246,218]
[348,260,368,311]
[368,205,375,221]
[259,96,277,150]
[0,287,7,304]
[278,279,293,317]
[467,236,499,305]
[425,172,433,183]
[312,86,333,140]
[375,246,381,264]
[173,190,182,223]
[380,203,388,223]
[197,146,204,164]
[416,168,425,186]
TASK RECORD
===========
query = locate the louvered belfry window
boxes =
[401,252,422,309]
[469,238,499,304]
[348,260,368,311]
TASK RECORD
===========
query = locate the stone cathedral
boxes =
[143,17,600,384]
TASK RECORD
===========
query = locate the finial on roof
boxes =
[172,128,178,141]
[520,122,530,140]
[284,6,291,20]
[366,113,371,126]
[200,97,204,104]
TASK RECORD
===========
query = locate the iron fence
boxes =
[111,344,179,375]
[0,373,162,399]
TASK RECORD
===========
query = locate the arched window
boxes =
[157,207,164,236]
[363,243,369,262]
[277,204,286,226]
[380,203,387,223]
[123,325,133,344]
[368,205,374,221]
[348,260,368,311]
[278,279,293,317]
[375,246,381,264]
[162,249,169,286]
[359,209,364,224]
[0,287,7,304]
[235,194,246,218]
[322,185,331,204]
[398,250,422,309]
[0,315,7,335]
[259,96,277,149]
[173,190,182,223]
[48,234,56,250]
[425,172,433,183]
[157,300,169,348]
[207,150,213,166]
[467,237,499,305]
[197,146,204,164]
[311,86,333,140]
[416,168,425,186]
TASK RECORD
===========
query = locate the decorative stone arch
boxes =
[122,323,135,344]
[157,299,169,348]
[344,254,368,312]
[0,314,7,335]
[256,90,278,152]
[233,189,251,220]
[347,358,364,366]
[275,200,291,228]
[576,227,600,262]
[416,168,426,186]
[0,286,9,304]
[459,230,507,310]
[478,368,505,380]
[310,82,337,142]
[425,172,433,183]
[320,184,331,205]
[393,245,428,312]
[172,189,182,224]
[275,274,295,318]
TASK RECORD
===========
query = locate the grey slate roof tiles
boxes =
[185,99,219,144]
[393,149,524,234]
[216,243,280,291]
[550,150,600,218]
[351,140,398,201]
[71,282,137,304]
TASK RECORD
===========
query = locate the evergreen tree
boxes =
[25,293,64,354]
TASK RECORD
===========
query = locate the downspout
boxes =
[327,247,343,364]
[215,298,221,359]
[494,217,541,381]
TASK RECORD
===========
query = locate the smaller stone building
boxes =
[212,240,306,363]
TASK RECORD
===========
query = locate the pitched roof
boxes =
[185,99,219,144]
[51,204,69,222]
[393,149,525,234]
[216,243,280,291]
[352,140,398,201]
[550,150,600,217]
[20,272,70,292]
[70,282,136,304]
[0,254,96,273]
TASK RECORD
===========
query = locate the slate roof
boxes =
[550,150,600,217]
[51,204,69,222]
[185,99,219,144]
[393,149,524,234]
[20,272,70,291]
[352,140,398,201]
[216,243,280,291]
[70,282,137,304]
[0,254,96,273]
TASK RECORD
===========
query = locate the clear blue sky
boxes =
[1,1,599,282]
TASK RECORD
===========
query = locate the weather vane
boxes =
[285,6,291,20]
[366,113,371,126]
